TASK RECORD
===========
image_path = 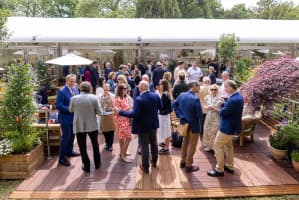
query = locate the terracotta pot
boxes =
[292,159,299,172]
[269,144,287,160]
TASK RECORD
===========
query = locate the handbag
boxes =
[171,131,183,148]
[177,123,189,137]
[100,114,115,132]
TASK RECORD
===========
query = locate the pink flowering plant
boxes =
[240,57,299,112]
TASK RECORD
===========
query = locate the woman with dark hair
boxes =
[96,76,105,97]
[114,83,132,163]
[157,79,173,154]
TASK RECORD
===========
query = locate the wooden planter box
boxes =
[0,143,44,179]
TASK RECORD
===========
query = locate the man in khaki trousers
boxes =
[207,80,244,177]
[173,81,203,173]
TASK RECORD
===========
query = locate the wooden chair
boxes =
[239,112,262,146]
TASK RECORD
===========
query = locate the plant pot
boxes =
[269,144,287,160]
[0,143,44,179]
[292,159,299,172]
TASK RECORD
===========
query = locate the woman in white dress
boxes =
[157,79,173,154]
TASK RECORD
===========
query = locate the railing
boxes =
[263,96,299,127]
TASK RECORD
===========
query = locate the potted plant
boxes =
[268,128,288,160]
[291,151,299,172]
[0,61,44,179]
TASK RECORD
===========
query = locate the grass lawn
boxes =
[0,180,22,200]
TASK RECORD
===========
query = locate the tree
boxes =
[224,4,253,19]
[0,5,9,47]
[3,0,78,17]
[217,33,239,66]
[240,57,299,112]
[253,0,299,19]
[75,0,136,18]
[135,0,181,18]
[178,0,223,18]
[1,61,41,154]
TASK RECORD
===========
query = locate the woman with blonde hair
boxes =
[114,83,132,162]
[203,84,221,152]
[163,71,173,88]
[157,79,173,154]
[116,74,131,94]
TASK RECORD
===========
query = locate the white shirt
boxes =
[220,82,229,98]
[187,66,203,81]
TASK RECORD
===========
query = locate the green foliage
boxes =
[217,33,239,63]
[4,129,41,154]
[3,0,78,17]
[135,0,181,18]
[36,60,51,89]
[234,57,253,83]
[0,7,9,47]
[269,128,288,150]
[291,151,299,162]
[253,0,299,19]
[178,0,223,18]
[0,61,40,154]
[224,3,253,19]
[75,0,136,18]
[282,123,299,146]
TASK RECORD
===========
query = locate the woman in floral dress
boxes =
[114,83,132,163]
[203,84,222,152]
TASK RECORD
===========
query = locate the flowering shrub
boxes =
[240,57,299,112]
[0,138,13,156]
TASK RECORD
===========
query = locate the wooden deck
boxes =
[10,122,299,199]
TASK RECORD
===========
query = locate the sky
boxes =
[221,0,299,10]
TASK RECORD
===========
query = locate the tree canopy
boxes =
[135,0,181,18]
[2,0,299,19]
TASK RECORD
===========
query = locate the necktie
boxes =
[71,88,75,96]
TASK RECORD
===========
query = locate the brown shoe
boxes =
[185,165,199,173]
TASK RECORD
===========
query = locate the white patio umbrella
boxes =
[45,53,93,66]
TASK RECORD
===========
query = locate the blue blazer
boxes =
[132,84,155,99]
[56,86,79,125]
[119,91,162,134]
[219,92,244,135]
[173,91,203,133]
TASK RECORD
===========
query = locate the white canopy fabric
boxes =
[45,53,93,66]
[6,17,299,44]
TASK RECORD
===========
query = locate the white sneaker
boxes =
[204,147,211,152]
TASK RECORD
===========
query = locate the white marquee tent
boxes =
[6,17,299,44]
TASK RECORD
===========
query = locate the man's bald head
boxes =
[139,80,149,92]
[141,74,150,82]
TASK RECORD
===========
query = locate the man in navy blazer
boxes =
[173,81,203,173]
[116,80,162,174]
[208,80,244,177]
[56,74,80,166]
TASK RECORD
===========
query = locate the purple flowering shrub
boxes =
[240,57,299,112]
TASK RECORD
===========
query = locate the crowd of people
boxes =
[56,59,243,176]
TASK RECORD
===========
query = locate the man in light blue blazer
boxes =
[116,80,162,174]
[56,74,80,166]
[208,80,244,177]
[173,81,203,173]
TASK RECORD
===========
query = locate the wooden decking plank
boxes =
[9,122,299,199]
[10,185,299,199]
[252,153,298,185]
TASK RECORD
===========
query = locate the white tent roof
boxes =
[6,17,299,44]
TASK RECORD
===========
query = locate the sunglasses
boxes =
[210,89,218,91]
